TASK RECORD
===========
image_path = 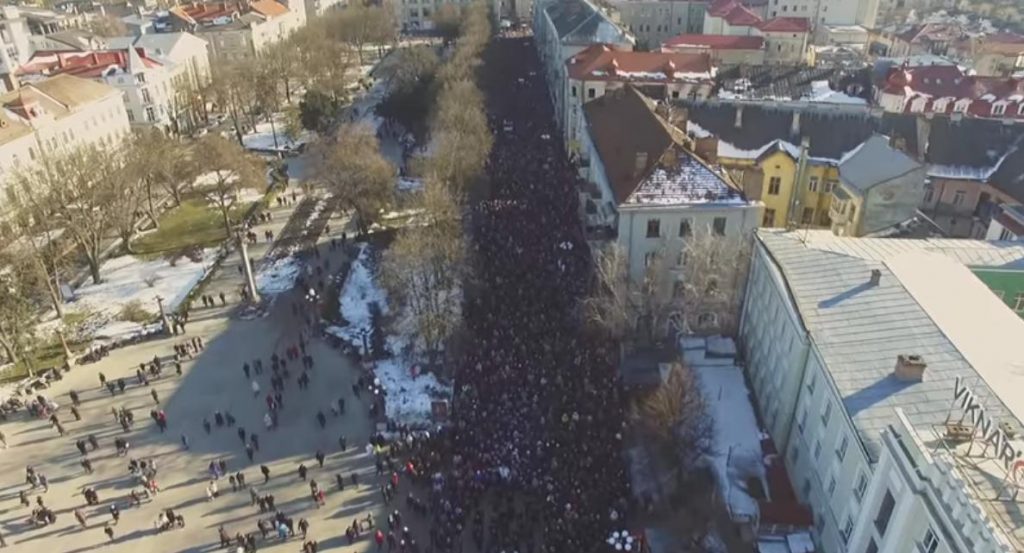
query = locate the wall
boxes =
[614,0,702,50]
[763,31,808,65]
[860,166,926,234]
[617,202,761,283]
[757,150,798,226]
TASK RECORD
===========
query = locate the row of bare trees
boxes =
[380,2,492,363]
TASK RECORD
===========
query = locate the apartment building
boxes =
[610,0,705,50]
[168,0,303,60]
[0,7,32,77]
[740,229,1024,553]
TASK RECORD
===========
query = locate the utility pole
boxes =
[236,231,261,305]
[155,295,171,335]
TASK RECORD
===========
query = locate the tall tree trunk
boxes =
[85,250,101,284]
[0,333,18,367]
[45,271,64,319]
[221,205,233,237]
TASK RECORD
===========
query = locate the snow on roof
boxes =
[801,80,868,105]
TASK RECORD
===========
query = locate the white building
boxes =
[108,33,212,89]
[762,0,879,31]
[985,204,1024,241]
[305,0,346,17]
[0,75,130,214]
[0,7,32,78]
[534,0,634,141]
[169,0,303,61]
[396,0,471,31]
[739,229,1024,553]
[610,0,704,50]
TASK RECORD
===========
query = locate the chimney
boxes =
[734,105,744,128]
[790,111,801,137]
[894,354,927,382]
[869,269,881,286]
[915,115,931,161]
[634,151,648,176]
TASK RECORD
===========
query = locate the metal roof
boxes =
[757,230,1024,461]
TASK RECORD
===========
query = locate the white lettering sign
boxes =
[953,376,1022,471]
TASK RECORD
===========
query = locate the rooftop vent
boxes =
[869,269,881,286]
[894,354,927,382]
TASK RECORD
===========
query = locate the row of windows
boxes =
[645,217,725,238]
[766,175,837,196]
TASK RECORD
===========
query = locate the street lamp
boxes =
[235,230,261,305]
[155,295,171,335]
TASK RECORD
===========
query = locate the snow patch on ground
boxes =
[687,339,765,522]
[242,114,312,152]
[329,243,451,424]
[256,256,301,294]
[66,250,215,340]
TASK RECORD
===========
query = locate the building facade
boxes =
[169,0,302,61]
[0,7,32,77]
[661,33,766,64]
[0,75,130,215]
[740,230,1024,553]
[610,0,704,50]
[764,0,878,29]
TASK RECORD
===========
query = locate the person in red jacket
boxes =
[374,529,385,550]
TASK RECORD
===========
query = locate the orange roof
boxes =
[17,49,162,79]
[708,0,763,27]
[250,0,288,18]
[758,17,810,33]
[567,44,713,82]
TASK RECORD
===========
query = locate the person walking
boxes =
[74,508,87,528]
[109,504,120,524]
[297,464,308,481]
[315,450,325,468]
[103,525,114,541]
[260,464,270,483]
[250,433,260,451]
[237,427,247,445]
[251,380,260,397]
[181,434,189,450]
[245,443,254,461]
[150,389,159,405]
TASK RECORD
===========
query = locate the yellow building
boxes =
[710,139,840,229]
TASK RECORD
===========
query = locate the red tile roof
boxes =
[250,0,288,17]
[567,44,713,82]
[758,17,810,33]
[169,0,288,24]
[17,49,162,80]
[884,64,1024,102]
[663,34,765,50]
[708,0,763,27]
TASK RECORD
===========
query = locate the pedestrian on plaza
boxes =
[315,450,325,468]
[74,508,86,528]
[250,433,259,451]
[202,418,211,434]
[103,524,114,541]
[219,292,226,306]
[81,458,93,474]
[237,471,246,488]
[151,389,160,405]
[237,427,247,444]
[229,474,238,492]
[206,480,218,501]
[175,361,182,376]
[218,459,227,475]
[98,372,106,388]
[181,434,189,450]
[243,363,250,379]
[109,504,120,524]
[88,434,98,450]
[245,443,254,461]
[18,491,28,507]
[316,411,326,429]
[219,526,230,548]
[39,474,48,492]
[70,405,81,421]
[69,390,80,406]
[260,464,270,483]
[297,464,307,481]
[338,435,346,452]
[298,518,309,538]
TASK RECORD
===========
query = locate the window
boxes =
[809,176,819,192]
[678,251,687,267]
[646,219,661,238]
[806,371,817,394]
[800,478,811,499]
[923,183,934,204]
[798,407,808,434]
[673,280,684,299]
[827,475,837,497]
[697,312,717,327]
[854,471,868,502]
[993,102,1007,116]
[679,219,692,237]
[768,176,782,195]
[816,514,826,533]
[791,443,800,463]
[813,439,822,460]
[822,401,832,426]
[837,435,849,461]
[802,207,814,225]
[1014,292,1024,312]
[127,109,135,122]
[136,72,146,84]
[922,528,940,553]
[865,539,879,553]
[953,190,965,206]
[824,180,837,193]
[145,107,156,122]
[587,88,596,99]
[644,252,657,268]
[841,516,854,544]
[874,490,896,536]
[713,217,726,236]
[954,99,971,113]
[763,208,776,227]
[571,86,577,98]
[141,88,152,104]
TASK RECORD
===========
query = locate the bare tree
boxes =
[631,363,714,478]
[6,211,67,318]
[380,181,465,363]
[586,229,753,344]
[88,15,129,37]
[310,124,394,236]
[384,46,440,93]
[11,145,124,284]
[129,127,200,216]
[190,135,264,236]
[426,79,492,192]
[333,5,375,65]
[431,4,462,40]
[0,255,39,373]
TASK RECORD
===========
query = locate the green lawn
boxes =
[132,197,258,257]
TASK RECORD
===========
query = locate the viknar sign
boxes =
[953,376,1022,471]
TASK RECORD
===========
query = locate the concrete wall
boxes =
[860,166,927,235]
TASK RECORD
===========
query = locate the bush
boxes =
[119,300,154,323]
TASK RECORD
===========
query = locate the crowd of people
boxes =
[381,34,632,553]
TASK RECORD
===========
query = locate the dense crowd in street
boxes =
[387,34,632,553]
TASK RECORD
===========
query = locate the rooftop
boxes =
[707,0,762,27]
[17,48,161,80]
[584,86,742,206]
[169,0,288,27]
[568,44,714,82]
[545,0,632,46]
[756,230,1024,478]
[837,134,922,194]
[758,17,810,33]
[0,74,118,139]
[881,64,1024,102]
[662,34,765,51]
[713,64,873,104]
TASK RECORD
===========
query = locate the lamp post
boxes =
[236,230,261,305]
[155,295,171,335]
